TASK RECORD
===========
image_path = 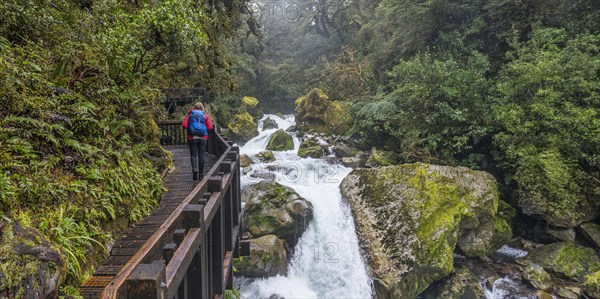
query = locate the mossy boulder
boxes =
[584,271,600,298]
[0,222,64,298]
[333,145,359,158]
[294,88,349,135]
[341,157,366,168]
[437,266,485,299]
[527,242,600,282]
[457,216,512,257]
[242,181,313,246]
[366,147,398,167]
[240,154,254,168]
[266,129,294,151]
[262,117,279,130]
[523,264,553,292]
[234,235,287,278]
[227,112,259,145]
[256,151,276,163]
[340,163,504,298]
[297,139,324,158]
[240,96,264,120]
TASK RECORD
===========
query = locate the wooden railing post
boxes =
[126,260,166,299]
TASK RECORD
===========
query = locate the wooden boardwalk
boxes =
[80,146,217,298]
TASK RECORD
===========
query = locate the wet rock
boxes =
[256,151,276,163]
[527,242,600,282]
[240,154,254,168]
[523,264,553,291]
[437,266,485,299]
[297,139,324,158]
[536,290,553,299]
[266,129,294,151]
[579,222,600,249]
[234,235,287,278]
[242,181,313,246]
[340,163,505,298]
[557,286,580,299]
[250,172,276,182]
[547,227,576,243]
[332,145,359,158]
[262,117,279,130]
[457,216,512,257]
[497,200,517,225]
[275,113,285,119]
[285,125,297,133]
[341,157,365,168]
[227,112,259,145]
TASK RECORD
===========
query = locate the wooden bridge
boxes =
[80,121,245,298]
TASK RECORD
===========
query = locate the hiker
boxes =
[182,102,214,181]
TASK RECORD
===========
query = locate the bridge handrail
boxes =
[100,124,241,298]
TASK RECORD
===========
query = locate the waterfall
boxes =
[235,114,373,299]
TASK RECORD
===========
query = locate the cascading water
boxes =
[236,114,373,298]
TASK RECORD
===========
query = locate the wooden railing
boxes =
[100,126,243,299]
[158,120,188,146]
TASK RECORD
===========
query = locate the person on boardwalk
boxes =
[182,102,214,181]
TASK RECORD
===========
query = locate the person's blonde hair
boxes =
[194,102,204,110]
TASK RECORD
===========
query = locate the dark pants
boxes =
[188,138,207,175]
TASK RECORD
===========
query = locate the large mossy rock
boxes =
[266,129,294,151]
[526,242,600,282]
[295,88,349,135]
[0,222,64,298]
[340,163,508,298]
[437,266,485,299]
[297,139,324,158]
[523,264,553,292]
[240,154,254,168]
[242,181,313,246]
[256,151,276,163]
[234,234,287,278]
[227,112,259,145]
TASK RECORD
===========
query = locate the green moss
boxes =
[266,129,294,151]
[241,96,259,107]
[298,139,324,158]
[227,112,259,142]
[584,271,600,298]
[528,242,600,281]
[295,88,350,135]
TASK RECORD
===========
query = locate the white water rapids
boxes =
[236,114,373,298]
[234,114,536,299]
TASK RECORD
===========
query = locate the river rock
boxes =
[266,129,294,151]
[240,154,254,168]
[340,163,506,298]
[536,290,553,299]
[341,157,365,168]
[262,117,279,130]
[332,145,359,158]
[523,264,553,291]
[557,286,580,299]
[256,151,275,163]
[250,172,276,182]
[235,235,287,278]
[517,189,597,228]
[0,222,63,298]
[243,181,313,246]
[527,242,600,282]
[227,112,259,145]
[457,216,512,257]
[437,266,485,299]
[365,147,398,167]
[579,222,600,249]
[297,139,324,158]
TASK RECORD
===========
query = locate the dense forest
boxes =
[1,0,600,297]
[235,0,600,227]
